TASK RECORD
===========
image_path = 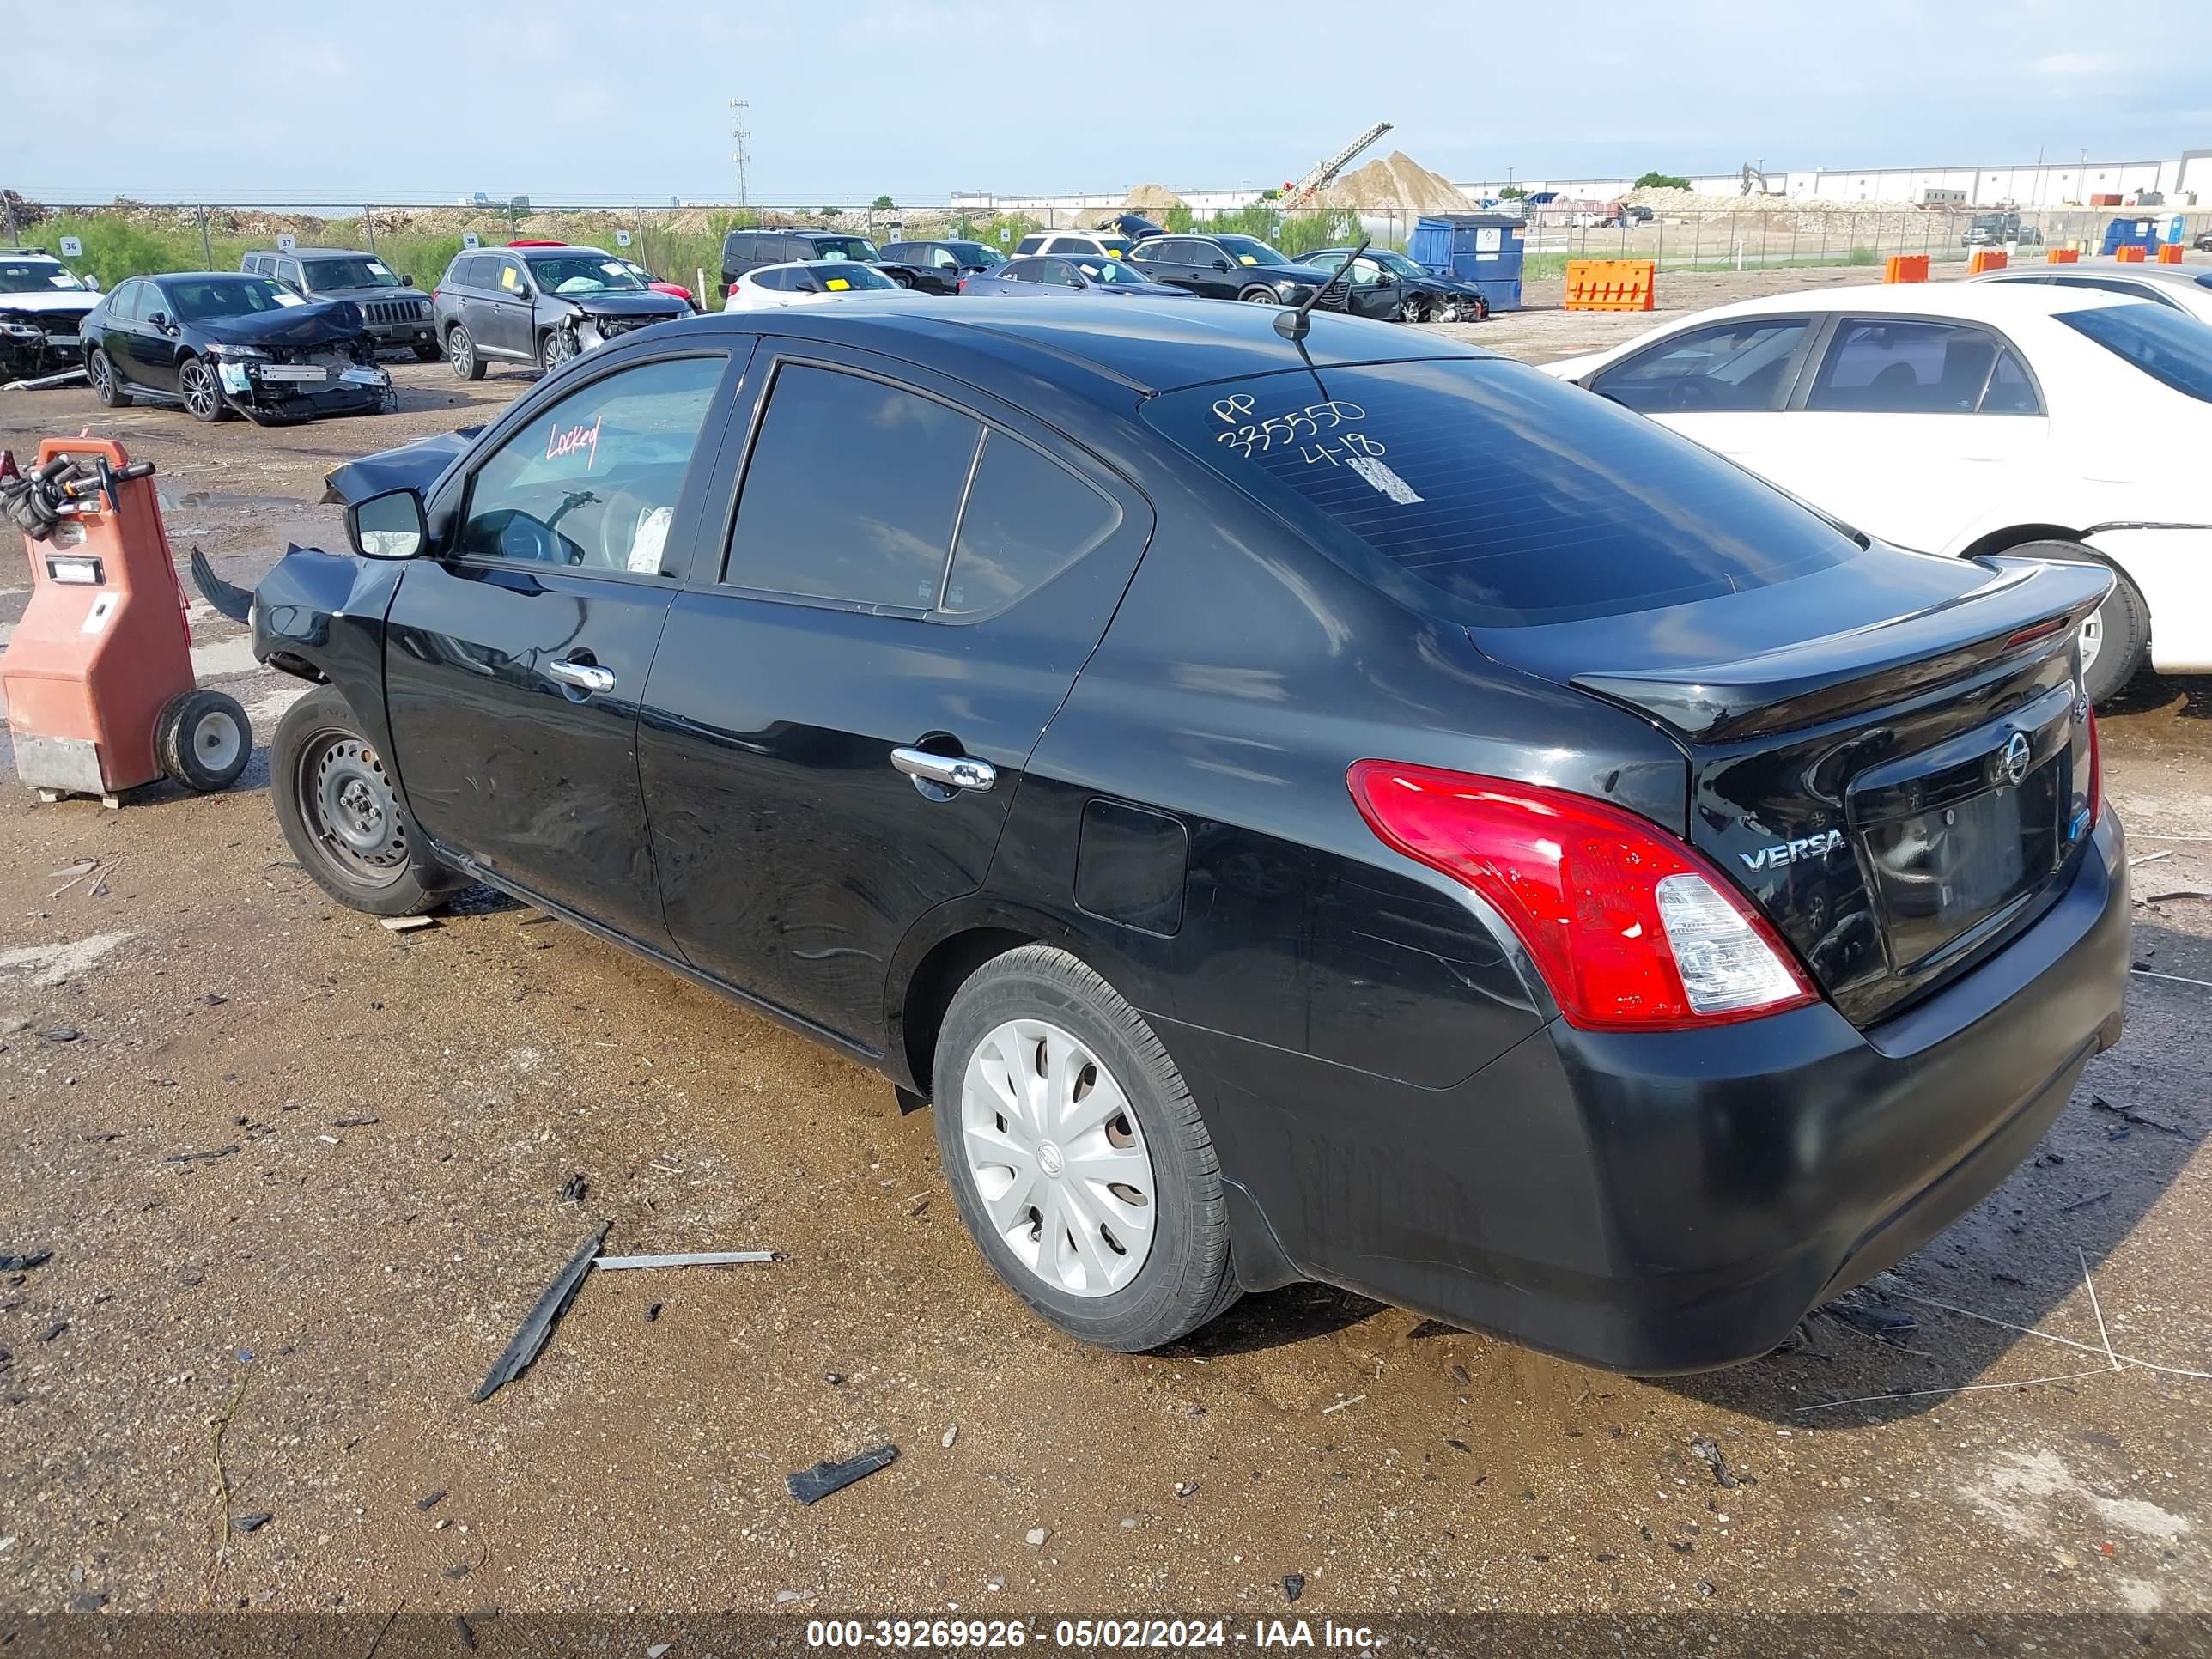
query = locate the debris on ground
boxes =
[787,1444,898,1505]
[942,1424,958,1449]
[1822,1297,1917,1346]
[417,1491,445,1511]
[1689,1436,1741,1489]
[1283,1574,1306,1605]
[165,1146,241,1166]
[2062,1190,2114,1214]
[1025,1527,1051,1547]
[380,915,436,933]
[558,1172,588,1204]
[593,1249,777,1270]
[2090,1095,2197,1140]
[229,1511,272,1534]
[0,1250,52,1273]
[333,1115,379,1129]
[39,1028,81,1043]
[1174,1480,1200,1498]
[473,1223,609,1403]
[37,1321,67,1342]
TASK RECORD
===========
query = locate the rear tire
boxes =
[88,348,131,407]
[2012,540,2149,705]
[447,324,485,382]
[932,945,1238,1352]
[270,686,457,916]
[155,689,251,793]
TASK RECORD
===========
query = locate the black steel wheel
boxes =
[270,686,458,916]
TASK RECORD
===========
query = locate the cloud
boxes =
[2029,51,2121,81]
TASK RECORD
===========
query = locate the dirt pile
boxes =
[1317,151,1470,211]
[1123,183,1187,215]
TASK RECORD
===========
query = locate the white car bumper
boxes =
[2088,525,2212,674]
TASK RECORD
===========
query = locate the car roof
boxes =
[259,247,375,259]
[657,296,1492,398]
[514,246,608,258]
[1662,281,2145,326]
[1974,263,2212,293]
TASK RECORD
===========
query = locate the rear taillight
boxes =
[1347,761,1818,1031]
[957,276,969,293]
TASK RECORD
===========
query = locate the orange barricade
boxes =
[1966,249,2008,275]
[2115,245,2147,263]
[1884,254,1930,283]
[1563,258,1656,312]
[2157,243,2185,264]
[2048,248,2081,264]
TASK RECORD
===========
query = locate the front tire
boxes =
[933,945,1238,1352]
[412,342,443,363]
[179,355,226,423]
[155,689,251,793]
[88,347,131,407]
[270,686,456,916]
[538,326,577,375]
[447,324,485,382]
[2014,540,2149,705]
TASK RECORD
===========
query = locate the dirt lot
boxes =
[3,270,2211,1634]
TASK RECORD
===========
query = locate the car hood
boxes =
[311,284,424,305]
[198,301,367,348]
[0,290,99,316]
[319,425,482,506]
[556,291,688,319]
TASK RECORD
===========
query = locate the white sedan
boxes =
[722,260,922,312]
[1545,283,2212,702]
[1969,261,2212,324]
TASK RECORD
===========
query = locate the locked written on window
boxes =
[459,355,724,574]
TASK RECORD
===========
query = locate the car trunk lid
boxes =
[1473,554,2109,1026]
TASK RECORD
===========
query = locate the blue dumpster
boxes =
[1407,213,1527,313]
[2100,215,2180,254]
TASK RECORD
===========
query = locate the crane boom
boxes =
[1279,121,1394,210]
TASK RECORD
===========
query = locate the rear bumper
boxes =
[1175,813,2129,1373]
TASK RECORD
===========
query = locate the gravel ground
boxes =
[3,272,2211,1628]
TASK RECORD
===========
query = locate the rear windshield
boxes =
[2060,301,2212,404]
[1146,357,1859,628]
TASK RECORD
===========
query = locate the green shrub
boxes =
[1634,172,1692,191]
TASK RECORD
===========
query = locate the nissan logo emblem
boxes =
[1998,732,2032,787]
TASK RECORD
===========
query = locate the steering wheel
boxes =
[495,513,561,564]
[1668,375,1723,410]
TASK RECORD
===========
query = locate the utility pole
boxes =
[729,97,751,207]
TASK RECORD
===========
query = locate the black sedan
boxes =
[957,255,1191,299]
[82,272,389,423]
[243,299,2126,1370]
[1124,233,1322,304]
[1295,246,1489,323]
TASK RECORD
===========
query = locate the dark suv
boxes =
[243,248,438,360]
[432,245,689,380]
[719,229,948,296]
[1125,234,1322,305]
[254,301,2125,1370]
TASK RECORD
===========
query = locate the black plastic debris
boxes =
[558,1172,588,1204]
[1282,1574,1305,1605]
[230,1512,272,1534]
[473,1223,608,1403]
[417,1491,446,1512]
[787,1444,898,1505]
[1689,1436,1741,1490]
[1823,1298,1915,1346]
[0,1250,51,1273]
[37,1321,67,1342]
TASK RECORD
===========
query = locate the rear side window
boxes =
[724,364,981,608]
[1146,357,1856,629]
[1591,317,1809,413]
[942,434,1120,616]
[1807,319,2010,413]
[2061,302,2212,403]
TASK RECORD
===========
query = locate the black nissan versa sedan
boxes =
[238,298,2129,1371]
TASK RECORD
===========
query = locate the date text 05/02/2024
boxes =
[805,1618,1384,1650]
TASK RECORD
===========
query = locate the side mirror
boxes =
[349,488,428,561]
[147,311,173,331]
[85,275,102,291]
[402,274,416,288]
[1211,259,1231,272]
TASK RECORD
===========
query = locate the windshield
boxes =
[525,256,647,295]
[946,242,1004,268]
[807,235,879,263]
[0,258,88,295]
[811,263,897,291]
[2061,302,2212,403]
[163,276,306,322]
[1214,235,1291,268]
[303,257,400,290]
[1146,356,1857,628]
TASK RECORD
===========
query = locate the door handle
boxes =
[892,747,995,793]
[545,658,616,694]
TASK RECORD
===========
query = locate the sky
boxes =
[3,0,2208,204]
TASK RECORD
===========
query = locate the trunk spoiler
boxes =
[1571,556,2112,742]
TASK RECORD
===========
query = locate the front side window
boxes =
[1147,357,1857,629]
[494,258,526,295]
[1807,319,2011,414]
[456,355,726,574]
[2061,301,2212,403]
[724,364,981,608]
[1592,318,1809,414]
[1213,235,1290,268]
[1033,260,1080,288]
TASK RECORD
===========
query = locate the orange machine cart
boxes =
[1,439,251,805]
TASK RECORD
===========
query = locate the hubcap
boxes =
[450,331,471,372]
[192,708,242,775]
[2079,610,2105,673]
[960,1018,1156,1298]
[301,732,407,884]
